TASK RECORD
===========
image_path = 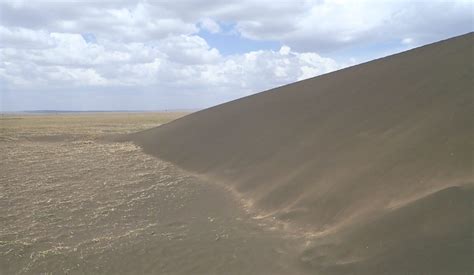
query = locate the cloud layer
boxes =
[0,0,471,110]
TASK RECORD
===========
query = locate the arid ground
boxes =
[1,33,472,275]
[0,113,308,274]
[127,34,473,274]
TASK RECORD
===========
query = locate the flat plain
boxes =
[0,113,306,274]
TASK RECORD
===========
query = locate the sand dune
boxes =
[128,33,473,274]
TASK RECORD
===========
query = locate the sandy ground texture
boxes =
[128,34,473,274]
[2,34,473,275]
[0,113,308,274]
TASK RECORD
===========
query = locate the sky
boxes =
[0,0,472,111]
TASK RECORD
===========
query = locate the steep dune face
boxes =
[128,33,473,273]
[300,185,473,274]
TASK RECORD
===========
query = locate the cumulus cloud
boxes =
[0,32,343,93]
[2,0,470,50]
[0,26,54,49]
[231,0,473,52]
[0,0,471,110]
[0,1,197,42]
[199,18,221,34]
[156,35,221,65]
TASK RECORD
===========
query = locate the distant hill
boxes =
[128,33,473,274]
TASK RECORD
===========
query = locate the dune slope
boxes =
[128,33,473,274]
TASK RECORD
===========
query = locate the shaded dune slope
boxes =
[128,33,473,273]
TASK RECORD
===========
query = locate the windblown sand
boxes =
[0,113,306,274]
[2,33,472,275]
[128,33,473,274]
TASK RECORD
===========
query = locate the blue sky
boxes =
[0,0,472,111]
[198,23,281,56]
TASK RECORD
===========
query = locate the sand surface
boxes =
[128,33,473,274]
[0,113,307,274]
[2,34,473,274]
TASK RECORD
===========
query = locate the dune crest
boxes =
[128,33,473,274]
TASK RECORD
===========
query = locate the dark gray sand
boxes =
[0,115,307,274]
[1,33,472,275]
[128,33,473,274]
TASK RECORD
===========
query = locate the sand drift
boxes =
[127,33,473,274]
[1,113,305,274]
[1,33,472,275]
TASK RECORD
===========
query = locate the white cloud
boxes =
[156,35,221,65]
[2,0,470,50]
[279,45,291,55]
[0,0,471,110]
[199,18,221,33]
[0,26,54,49]
[231,0,472,52]
[401,38,413,45]
[0,30,343,98]
[0,1,197,42]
